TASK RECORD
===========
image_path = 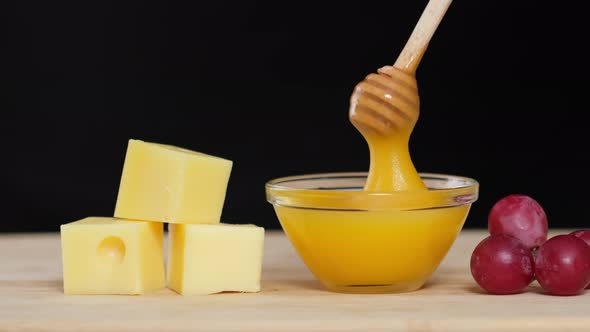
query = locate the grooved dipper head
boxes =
[349,66,420,138]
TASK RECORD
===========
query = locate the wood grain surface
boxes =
[0,230,588,331]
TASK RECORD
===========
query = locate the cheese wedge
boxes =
[60,217,165,295]
[167,223,264,295]
[114,139,232,224]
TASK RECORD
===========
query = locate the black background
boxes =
[3,0,588,232]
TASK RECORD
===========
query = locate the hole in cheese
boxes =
[97,236,126,265]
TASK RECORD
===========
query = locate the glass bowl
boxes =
[265,172,479,294]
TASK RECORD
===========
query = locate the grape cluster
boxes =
[470,195,590,296]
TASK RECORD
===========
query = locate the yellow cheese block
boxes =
[60,217,165,295]
[167,223,265,295]
[114,139,233,224]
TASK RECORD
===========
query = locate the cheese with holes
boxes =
[167,223,264,295]
[60,217,165,295]
[114,139,232,224]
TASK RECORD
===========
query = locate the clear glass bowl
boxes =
[265,172,479,294]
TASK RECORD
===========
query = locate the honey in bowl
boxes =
[266,173,478,293]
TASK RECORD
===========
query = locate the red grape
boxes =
[488,195,548,249]
[471,234,535,294]
[570,230,590,289]
[535,235,590,296]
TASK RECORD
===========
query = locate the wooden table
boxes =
[0,230,588,331]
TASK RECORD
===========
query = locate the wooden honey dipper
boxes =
[349,0,453,192]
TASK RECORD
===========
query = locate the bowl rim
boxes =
[265,172,479,211]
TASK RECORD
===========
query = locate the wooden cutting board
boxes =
[0,230,588,331]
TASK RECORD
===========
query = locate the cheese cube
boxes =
[167,223,265,295]
[60,217,165,295]
[114,139,232,224]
